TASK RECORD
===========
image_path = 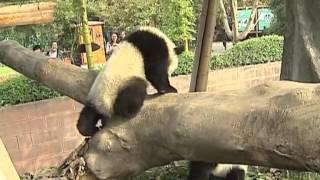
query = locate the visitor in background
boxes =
[105,32,119,59]
[46,41,63,59]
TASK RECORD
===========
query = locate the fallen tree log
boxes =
[0,40,97,104]
[1,40,320,179]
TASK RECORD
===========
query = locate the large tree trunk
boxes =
[280,0,320,82]
[2,40,320,179]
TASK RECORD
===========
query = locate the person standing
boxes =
[105,32,119,59]
[46,41,63,59]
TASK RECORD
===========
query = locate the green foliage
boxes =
[0,76,61,107]
[0,0,197,53]
[211,35,283,69]
[159,0,196,43]
[171,35,284,76]
[173,51,194,76]
[88,0,160,31]
[86,0,196,43]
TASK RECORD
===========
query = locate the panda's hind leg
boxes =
[187,161,215,180]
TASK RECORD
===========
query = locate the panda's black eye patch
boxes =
[113,77,147,119]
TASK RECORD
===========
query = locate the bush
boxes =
[0,76,61,107]
[172,51,194,76]
[211,35,284,69]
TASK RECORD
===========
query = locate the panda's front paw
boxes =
[77,106,103,136]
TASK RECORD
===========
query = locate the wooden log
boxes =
[0,2,56,15]
[0,2,56,27]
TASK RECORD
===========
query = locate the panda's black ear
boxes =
[174,46,185,55]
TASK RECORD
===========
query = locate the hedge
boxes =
[172,51,194,76]
[210,35,284,69]
[0,35,283,107]
[173,35,283,75]
[0,76,61,107]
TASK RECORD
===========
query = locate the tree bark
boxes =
[280,0,320,82]
[219,0,233,38]
[0,40,97,104]
[2,40,320,179]
[85,81,320,179]
[230,0,238,44]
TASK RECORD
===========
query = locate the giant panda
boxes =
[77,26,184,136]
[187,162,248,180]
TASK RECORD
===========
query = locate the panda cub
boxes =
[77,26,184,136]
[188,162,248,180]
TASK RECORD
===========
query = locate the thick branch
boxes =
[84,82,320,179]
[2,40,320,179]
[219,0,259,41]
[238,0,259,40]
[0,40,97,104]
[219,0,233,38]
[230,0,238,43]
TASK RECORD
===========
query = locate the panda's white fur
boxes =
[211,164,248,179]
[86,26,179,118]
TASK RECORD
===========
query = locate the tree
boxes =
[159,0,196,51]
[219,0,259,43]
[280,0,320,82]
[87,0,196,48]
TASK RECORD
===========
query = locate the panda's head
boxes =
[125,26,184,94]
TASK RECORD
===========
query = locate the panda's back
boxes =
[104,42,146,80]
